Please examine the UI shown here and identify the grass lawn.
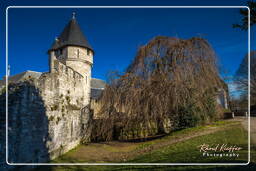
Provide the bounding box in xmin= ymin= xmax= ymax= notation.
xmin=34 ymin=119 xmax=255 ymax=171
xmin=130 ymin=126 xmax=248 ymax=163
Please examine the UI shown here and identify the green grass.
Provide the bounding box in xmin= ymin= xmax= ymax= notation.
xmin=34 ymin=120 xmax=254 ymax=171
xmin=130 ymin=126 xmax=248 ymax=163
xmin=134 ymin=120 xmax=240 ymax=151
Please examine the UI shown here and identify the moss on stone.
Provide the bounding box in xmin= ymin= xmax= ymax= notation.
xmin=51 ymin=104 xmax=59 ymax=111
xmin=49 ymin=115 xmax=54 ymax=121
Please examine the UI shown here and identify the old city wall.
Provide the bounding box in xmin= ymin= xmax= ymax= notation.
xmin=1 ymin=60 xmax=91 ymax=165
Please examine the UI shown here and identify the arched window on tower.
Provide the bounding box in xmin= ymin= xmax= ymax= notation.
xmin=87 ymin=49 xmax=90 ymax=56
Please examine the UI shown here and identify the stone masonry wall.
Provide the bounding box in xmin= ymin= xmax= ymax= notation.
xmin=0 ymin=60 xmax=92 ymax=166
xmin=38 ymin=60 xmax=91 ymax=160
xmin=65 ymin=46 xmax=92 ymax=105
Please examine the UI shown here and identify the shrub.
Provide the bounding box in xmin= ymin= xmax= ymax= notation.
xmin=176 ymin=104 xmax=201 ymax=129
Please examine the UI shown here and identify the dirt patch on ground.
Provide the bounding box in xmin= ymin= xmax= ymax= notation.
xmin=66 ymin=142 xmax=140 ymax=162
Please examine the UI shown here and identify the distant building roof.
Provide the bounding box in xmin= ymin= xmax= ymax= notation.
xmin=91 ymin=78 xmax=106 ymax=99
xmin=0 ymin=70 xmax=42 ymax=88
xmin=91 ymin=78 xmax=105 ymax=89
xmin=49 ymin=15 xmax=93 ymax=52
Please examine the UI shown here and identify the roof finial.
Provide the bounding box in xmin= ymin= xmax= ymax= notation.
xmin=72 ymin=12 xmax=76 ymax=19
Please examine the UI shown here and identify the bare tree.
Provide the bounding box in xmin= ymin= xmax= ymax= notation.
xmin=92 ymin=36 xmax=224 ymax=141
xmin=235 ymin=51 xmax=256 ymax=106
xmin=231 ymin=5 xmax=256 ymax=162
xmin=233 ymin=1 xmax=256 ymax=107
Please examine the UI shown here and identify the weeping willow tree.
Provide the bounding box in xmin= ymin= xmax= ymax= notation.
xmin=92 ymin=36 xmax=224 ymax=141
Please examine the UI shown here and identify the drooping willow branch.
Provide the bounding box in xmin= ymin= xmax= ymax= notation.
xmin=92 ymin=36 xmax=224 ymax=141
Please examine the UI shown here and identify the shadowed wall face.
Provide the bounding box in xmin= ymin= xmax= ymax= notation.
xmin=0 ymin=69 xmax=92 ymax=165
xmin=1 ymin=82 xmax=50 ymax=164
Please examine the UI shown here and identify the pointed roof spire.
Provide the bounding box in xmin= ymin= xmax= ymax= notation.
xmin=49 ymin=13 xmax=93 ymax=52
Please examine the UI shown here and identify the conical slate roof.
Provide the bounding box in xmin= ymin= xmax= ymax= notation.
xmin=49 ymin=17 xmax=93 ymax=52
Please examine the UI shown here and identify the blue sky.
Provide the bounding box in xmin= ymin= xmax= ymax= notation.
xmin=0 ymin=0 xmax=255 ymax=85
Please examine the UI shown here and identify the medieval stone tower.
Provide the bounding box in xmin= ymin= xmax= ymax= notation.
xmin=48 ymin=13 xmax=93 ymax=104
xmin=0 ymin=14 xmax=95 ymax=166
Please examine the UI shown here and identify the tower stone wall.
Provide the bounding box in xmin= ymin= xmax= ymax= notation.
xmin=49 ymin=45 xmax=93 ymax=106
